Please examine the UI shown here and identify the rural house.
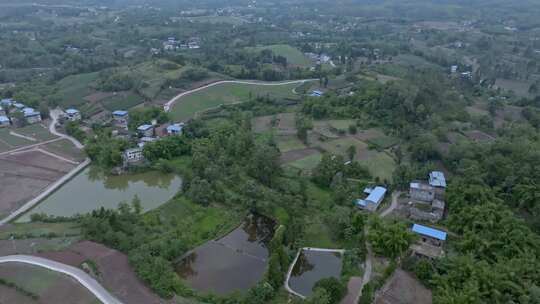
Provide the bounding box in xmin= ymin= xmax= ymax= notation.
xmin=23 ymin=108 xmax=42 ymax=124
xmin=137 ymin=124 xmax=154 ymax=137
xmin=310 ymin=90 xmax=323 ymax=97
xmin=0 ymin=98 xmax=13 ymax=108
xmin=65 ymin=108 xmax=82 ymax=121
xmin=410 ymin=224 xmax=447 ymax=259
xmin=0 ymin=115 xmax=10 ymax=127
xmin=429 ymin=171 xmax=447 ymax=188
xmin=123 ymin=147 xmax=144 ymax=167
xmin=0 ymin=106 xmax=5 ymax=116
xmin=167 ymin=123 xmax=184 ymax=135
xmin=112 ymin=110 xmax=129 ymax=130
xmin=410 ymin=181 xmax=435 ymax=202
xmin=356 ymin=186 xmax=387 ymax=212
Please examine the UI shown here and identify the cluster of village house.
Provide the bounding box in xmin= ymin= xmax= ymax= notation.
xmin=110 ymin=110 xmax=185 ymax=167
xmin=161 ymin=36 xmax=201 ymax=52
xmin=0 ymin=98 xmax=43 ymax=127
xmin=356 ymin=171 xmax=448 ymax=259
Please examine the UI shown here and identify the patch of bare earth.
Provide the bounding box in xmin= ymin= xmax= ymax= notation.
xmin=280 ymin=148 xmax=319 ymax=164
xmin=0 ymin=150 xmax=75 ymax=220
xmin=35 ymin=241 xmax=166 ymax=304
xmin=83 ymin=92 xmax=114 ymax=103
xmin=0 ymin=284 xmax=37 ymax=304
xmin=374 ymin=269 xmax=432 ymax=304
xmin=464 ymin=130 xmax=495 ymax=142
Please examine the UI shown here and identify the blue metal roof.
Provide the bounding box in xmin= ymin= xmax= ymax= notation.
xmin=412 ymin=224 xmax=447 ymax=241
xmin=167 ymin=124 xmax=182 ymax=132
xmin=355 ymin=199 xmax=367 ymax=207
xmin=112 ymin=110 xmax=128 ymax=116
xmin=0 ymin=116 xmax=9 ymax=122
xmin=13 ymin=103 xmax=25 ymax=109
xmin=66 ymin=108 xmax=79 ymax=114
xmin=429 ymin=171 xmax=447 ymax=188
xmin=366 ymin=186 xmax=387 ymax=204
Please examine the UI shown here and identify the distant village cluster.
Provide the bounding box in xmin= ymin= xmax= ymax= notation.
xmin=110 ymin=110 xmax=185 ymax=168
xmin=0 ymin=98 xmax=43 ymax=127
xmin=356 ymin=171 xmax=448 ymax=259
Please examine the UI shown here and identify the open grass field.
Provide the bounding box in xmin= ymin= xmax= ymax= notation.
xmin=153 ymin=197 xmax=241 ymax=248
xmin=53 ymin=72 xmax=100 ymax=108
xmin=100 ymin=91 xmax=144 ymax=111
xmin=12 ymin=124 xmax=57 ymax=141
xmin=276 ymin=135 xmax=307 ymax=153
xmin=0 ymin=262 xmax=100 ymax=304
xmin=284 ymin=152 xmax=322 ymax=172
xmin=318 ymin=137 xmax=369 ymax=160
xmin=0 ymin=128 xmax=34 ymax=148
xmin=374 ymin=269 xmax=432 ymax=304
xmin=170 ymin=82 xmax=299 ymax=121
xmin=325 ymin=119 xmax=356 ymax=130
xmin=358 ymin=151 xmax=396 ymax=182
xmin=0 ymin=222 xmax=80 ymax=240
xmin=367 ymin=134 xmax=399 ymax=149
xmin=41 ymin=139 xmax=86 ymax=162
xmin=246 ymin=44 xmax=312 ymax=67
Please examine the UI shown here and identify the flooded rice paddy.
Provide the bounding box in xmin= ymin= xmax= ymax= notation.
xmin=288 ymin=249 xmax=343 ymax=297
xmin=176 ymin=214 xmax=275 ymax=295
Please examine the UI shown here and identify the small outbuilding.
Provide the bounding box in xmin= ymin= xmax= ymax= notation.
xmin=167 ymin=123 xmax=184 ymax=135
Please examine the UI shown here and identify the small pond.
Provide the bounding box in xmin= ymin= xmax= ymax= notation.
xmin=18 ymin=166 xmax=182 ymax=222
xmin=176 ymin=214 xmax=275 ymax=295
xmin=288 ymin=249 xmax=343 ymax=297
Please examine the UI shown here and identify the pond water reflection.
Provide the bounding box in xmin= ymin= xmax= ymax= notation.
xmin=288 ymin=250 xmax=343 ymax=297
xmin=18 ymin=167 xmax=182 ymax=222
xmin=176 ymin=214 xmax=275 ymax=295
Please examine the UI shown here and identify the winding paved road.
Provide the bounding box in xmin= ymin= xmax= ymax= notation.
xmin=0 ymin=255 xmax=123 ymax=304
xmin=163 ymin=79 xmax=317 ymax=112
xmin=49 ymin=108 xmax=84 ymax=149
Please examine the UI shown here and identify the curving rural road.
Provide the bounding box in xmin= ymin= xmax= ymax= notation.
xmin=163 ymin=79 xmax=317 ymax=112
xmin=49 ymin=108 xmax=84 ymax=149
xmin=0 ymin=255 xmax=123 ymax=304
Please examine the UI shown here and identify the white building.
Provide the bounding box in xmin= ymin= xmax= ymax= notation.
xmin=65 ymin=108 xmax=82 ymax=121
xmin=0 ymin=115 xmax=10 ymax=127
xmin=137 ymin=124 xmax=154 ymax=137
xmin=123 ymin=147 xmax=144 ymax=165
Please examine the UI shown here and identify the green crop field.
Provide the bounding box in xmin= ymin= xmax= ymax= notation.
xmin=285 ymin=152 xmax=322 ymax=171
xmin=358 ymin=151 xmax=396 ymax=182
xmin=53 ymin=72 xmax=100 ymax=108
xmin=101 ymin=92 xmax=144 ymax=111
xmin=14 ymin=124 xmax=56 ymax=141
xmin=246 ymin=44 xmax=312 ymax=67
xmin=0 ymin=129 xmax=34 ymax=147
xmin=276 ymin=136 xmax=307 ymax=152
xmin=169 ymin=82 xmax=300 ymax=121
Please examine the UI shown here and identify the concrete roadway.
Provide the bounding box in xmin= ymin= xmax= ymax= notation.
xmin=0 ymin=255 xmax=122 ymax=304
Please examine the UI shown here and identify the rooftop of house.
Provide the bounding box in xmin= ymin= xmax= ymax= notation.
xmin=125 ymin=147 xmax=142 ymax=154
xmin=429 ymin=171 xmax=447 ymax=188
xmin=66 ymin=108 xmax=80 ymax=115
xmin=137 ymin=124 xmax=154 ymax=131
xmin=412 ymin=224 xmax=447 ymax=241
xmin=410 ymin=181 xmax=434 ymax=191
xmin=112 ymin=110 xmax=128 ymax=117
xmin=22 ymin=107 xmax=35 ymax=114
xmin=310 ymin=90 xmax=323 ymax=96
xmin=13 ymin=103 xmax=25 ymax=109
xmin=366 ymin=186 xmax=387 ymax=203
xmin=0 ymin=115 xmax=9 ymax=122
xmin=167 ymin=124 xmax=183 ymax=132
